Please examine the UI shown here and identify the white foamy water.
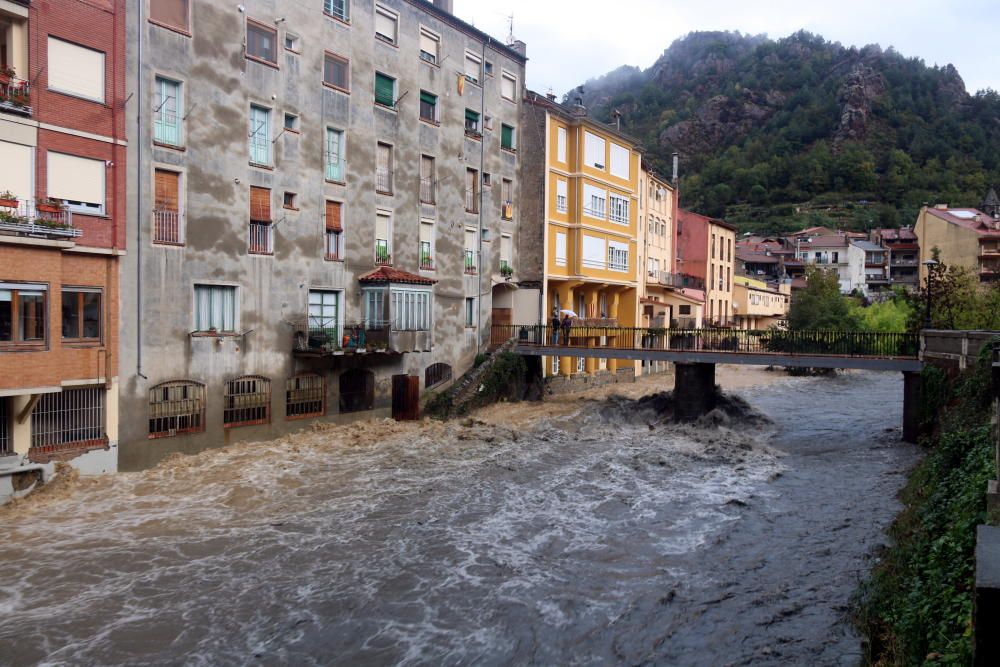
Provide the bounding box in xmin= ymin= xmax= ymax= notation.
xmin=0 ymin=395 xmax=782 ymax=666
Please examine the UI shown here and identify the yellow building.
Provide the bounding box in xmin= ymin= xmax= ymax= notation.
xmin=915 ymin=205 xmax=1000 ymax=284
xmin=707 ymin=219 xmax=737 ymax=326
xmin=521 ymin=93 xmax=642 ymax=378
xmin=732 ymin=276 xmax=790 ymax=329
xmin=637 ymin=164 xmax=676 ymax=328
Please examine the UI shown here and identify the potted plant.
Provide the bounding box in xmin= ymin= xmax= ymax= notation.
xmin=9 ymin=89 xmax=28 ymax=107
xmin=0 ymin=191 xmax=17 ymax=208
xmin=0 ymin=66 xmax=14 ymax=86
xmin=36 ymin=197 xmax=65 ymax=214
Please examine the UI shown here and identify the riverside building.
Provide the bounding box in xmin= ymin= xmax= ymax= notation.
xmin=0 ymin=0 xmax=126 ymax=495
xmin=676 ymin=209 xmax=736 ymax=327
xmin=120 ymin=0 xmax=526 ymax=469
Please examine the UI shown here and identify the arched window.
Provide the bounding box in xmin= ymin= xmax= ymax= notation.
xmin=224 ymin=375 xmax=271 ymax=428
xmin=339 ymin=369 xmax=374 ymax=413
xmin=149 ymin=380 xmax=206 ymax=438
xmin=286 ymin=374 xmax=325 ymax=419
xmin=424 ymin=363 xmax=452 ymax=389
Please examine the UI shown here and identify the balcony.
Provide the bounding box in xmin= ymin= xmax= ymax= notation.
xmin=657 ymin=272 xmax=705 ymax=290
xmin=248 ymin=220 xmax=273 ymax=255
xmin=891 ymin=257 xmax=918 ymax=266
xmin=324 ymin=230 xmax=340 ymax=260
xmin=419 ymin=241 xmax=433 ymax=270
xmin=375 ymin=239 xmax=392 ymax=266
xmin=0 ymin=74 xmax=31 ymax=116
xmin=465 ymin=188 xmax=479 ymax=214
xmin=500 ymin=260 xmax=512 ymax=278
xmin=376 ymin=168 xmax=393 ymax=195
xmin=293 ymin=319 xmax=392 ymax=356
xmin=464 ymin=249 xmax=477 ymax=275
xmin=420 ymin=177 xmax=435 ymax=204
xmin=153 ymin=210 xmax=183 ymax=245
xmin=0 ymin=198 xmax=81 ymax=240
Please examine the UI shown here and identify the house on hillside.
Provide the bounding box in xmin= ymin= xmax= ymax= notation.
xmin=915 ymin=205 xmax=1000 ymax=284
xmin=796 ymin=235 xmax=867 ymax=294
xmin=855 ymin=240 xmax=890 ymax=294
xmin=871 ymin=226 xmax=920 ymax=290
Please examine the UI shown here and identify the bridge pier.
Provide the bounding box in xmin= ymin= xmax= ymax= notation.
xmin=674 ymin=362 xmax=717 ymax=422
xmin=902 ymin=370 xmax=921 ymax=444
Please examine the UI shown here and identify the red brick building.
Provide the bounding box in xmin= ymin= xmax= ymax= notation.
xmin=0 ymin=0 xmax=125 ymax=486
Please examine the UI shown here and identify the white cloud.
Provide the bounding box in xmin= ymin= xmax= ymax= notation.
xmin=455 ymin=0 xmax=1000 ymax=95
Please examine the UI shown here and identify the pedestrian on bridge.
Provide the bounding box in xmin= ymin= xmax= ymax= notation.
xmin=550 ymin=309 xmax=561 ymax=345
xmin=561 ymin=313 xmax=573 ymax=345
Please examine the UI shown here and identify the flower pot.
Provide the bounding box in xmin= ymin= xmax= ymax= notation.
xmin=0 ymin=73 xmax=10 ymax=86
xmin=0 ymin=198 xmax=17 ymax=208
xmin=36 ymin=203 xmax=63 ymax=214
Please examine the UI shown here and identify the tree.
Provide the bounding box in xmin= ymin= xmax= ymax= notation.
xmin=904 ymin=257 xmax=1000 ymax=331
xmin=788 ymin=267 xmax=861 ymax=330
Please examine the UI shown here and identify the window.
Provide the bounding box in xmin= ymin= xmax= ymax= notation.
xmin=150 ymin=0 xmax=190 ymax=32
xmin=325 ymin=201 xmax=343 ymax=260
xmin=465 ymin=169 xmax=479 ymax=213
xmin=609 ymin=193 xmax=629 ymax=225
xmin=582 ymin=235 xmax=605 ymax=269
xmin=323 ymin=52 xmax=350 ymax=91
xmin=47 ymin=37 xmax=104 ymax=102
xmin=501 ymin=178 xmax=513 ymax=220
xmin=501 ymin=124 xmax=516 ymax=151
xmin=610 ymin=143 xmax=630 ymax=179
xmin=246 ymin=20 xmax=278 ymax=65
xmin=375 ymin=210 xmax=392 ymax=265
xmin=286 ymin=375 xmax=325 ymax=420
xmin=48 ymin=152 xmax=105 ymax=215
xmin=555 ymin=232 xmax=567 ymax=266
xmin=194 ymin=285 xmax=237 ymax=333
xmin=500 ymin=234 xmax=512 ymax=271
xmin=419 ymin=91 xmax=438 ymax=123
xmin=420 ymin=155 xmax=435 ymax=204
xmin=283 ymin=113 xmax=299 ymax=131
xmin=583 ymin=184 xmax=606 ymax=219
xmin=609 ymin=241 xmax=629 ymax=272
xmin=391 ymin=289 xmax=432 ymax=331
xmin=283 ymin=192 xmax=297 ymax=209
xmin=324 ymin=0 xmax=349 ymax=22
xmin=464 ymin=228 xmax=477 ymax=274
xmin=0 ymin=284 xmax=46 ymax=345
xmin=149 ymin=380 xmax=205 ymax=438
xmin=420 ymin=220 xmax=434 ymax=269
xmin=425 ymin=363 xmax=452 ymax=389
xmin=584 ymin=131 xmax=606 ymax=169
xmin=249 ymin=186 xmax=273 ymax=255
xmin=374 ymin=72 xmax=396 ymax=108
xmin=464 ymin=109 xmax=481 ymax=135
xmin=249 ymin=105 xmax=271 ymax=166
xmin=284 ymin=33 xmax=300 ymax=52
xmin=484 ymin=61 xmax=494 ymax=77
xmin=557 ymin=127 xmax=567 ymax=163
xmin=325 ymin=128 xmax=344 ymax=182
xmin=483 ymin=172 xmax=492 ymax=187
xmin=61 ymin=289 xmax=101 ymax=341
xmin=556 ymin=179 xmax=568 ymax=213
xmin=465 ymin=297 xmax=475 ymax=327
xmin=501 ymin=71 xmax=517 ymax=101
xmin=374 ymin=5 xmax=398 ymax=45
xmin=308 ymin=290 xmax=340 ymax=339
xmin=363 ymin=289 xmax=385 ymax=327
xmin=0 ymin=141 xmax=32 ymax=203
xmin=31 ymin=387 xmax=106 ymax=451
xmin=464 ymin=51 xmax=482 ymax=84
xmin=153 ymin=77 xmax=182 ymax=145
xmin=376 ymin=142 xmax=393 ymax=194
xmin=223 ymin=376 xmax=271 ymax=428
xmin=419 ymin=27 xmax=440 ymax=64
xmin=552 ymin=356 xmax=560 ymax=375
xmin=153 ymin=168 xmax=183 ymax=245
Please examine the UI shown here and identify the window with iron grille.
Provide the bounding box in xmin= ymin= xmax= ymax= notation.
xmin=246 ymin=19 xmax=277 ymax=65
xmin=376 ymin=142 xmax=393 ymax=194
xmin=465 ymin=168 xmax=479 ymax=213
xmin=325 ymin=201 xmax=343 ymax=260
xmin=154 ymin=168 xmax=183 ymax=244
xmin=61 ymin=289 xmax=101 ymax=342
xmin=286 ymin=374 xmax=325 ymax=419
xmin=0 ymin=397 xmax=10 ymax=454
xmin=249 ymin=186 xmax=273 ymax=255
xmin=324 ymin=0 xmax=349 ymax=22
xmin=223 ymin=375 xmax=271 ymax=428
xmin=420 ymin=155 xmax=435 ymax=203
xmin=149 ymin=380 xmax=205 ymax=438
xmin=424 ymin=363 xmax=452 ymax=389
xmin=323 ymin=52 xmax=349 ymax=91
xmin=153 ymin=76 xmax=182 ymax=145
xmin=31 ymin=387 xmax=107 ymax=451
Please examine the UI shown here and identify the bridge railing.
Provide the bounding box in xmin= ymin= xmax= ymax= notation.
xmin=494 ymin=324 xmax=919 ymax=359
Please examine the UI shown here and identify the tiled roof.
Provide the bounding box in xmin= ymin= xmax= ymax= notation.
xmin=736 ymin=251 xmax=780 ymax=264
xmin=925 ymin=207 xmax=1000 ymax=237
xmin=800 ymin=235 xmax=851 ymax=248
xmin=358 ymin=267 xmax=438 ymax=285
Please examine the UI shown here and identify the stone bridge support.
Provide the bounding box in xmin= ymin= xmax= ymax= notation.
xmin=902 ymin=370 xmax=921 ymax=444
xmin=674 ymin=362 xmax=716 ymax=422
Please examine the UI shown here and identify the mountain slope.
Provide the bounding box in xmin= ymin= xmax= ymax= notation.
xmin=571 ymin=31 xmax=1000 ymax=234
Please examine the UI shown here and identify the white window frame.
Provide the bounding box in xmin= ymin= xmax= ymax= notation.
xmin=556 ymin=179 xmax=567 ymax=214
xmin=555 ymin=232 xmax=567 ymax=267
xmin=464 ymin=51 xmax=482 ymax=84
xmin=609 ymin=241 xmax=629 ymax=272
xmin=308 ymin=289 xmax=342 ymax=339
xmin=193 ymin=284 xmax=239 ymax=333
xmin=582 ymin=235 xmax=605 ymax=269
xmin=326 ymin=127 xmax=345 ymax=182
xmin=374 ymin=4 xmax=398 ymax=45
xmin=583 ymin=184 xmax=606 ymax=220
xmin=609 ymin=193 xmax=630 ymax=225
xmin=249 ymin=104 xmax=272 ymax=167
xmin=610 ymin=142 xmax=631 ymax=180
xmin=153 ymin=76 xmax=183 ymax=146
xmin=47 ymin=152 xmax=106 ymax=216
xmin=584 ymin=131 xmax=606 ymax=170
xmin=324 ymin=0 xmax=350 ymax=22
xmin=390 ymin=287 xmax=433 ymax=332
xmin=557 ymin=127 xmax=567 ymax=163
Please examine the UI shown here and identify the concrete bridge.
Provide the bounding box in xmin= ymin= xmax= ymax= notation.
xmin=492 ymin=325 xmax=923 ymax=440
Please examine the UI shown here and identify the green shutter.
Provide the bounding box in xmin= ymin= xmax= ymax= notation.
xmin=420 ymin=91 xmax=436 ymax=105
xmin=465 ymin=109 xmax=479 ymax=123
xmin=375 ymin=73 xmax=395 ymax=107
xmin=501 ymin=124 xmax=514 ymax=149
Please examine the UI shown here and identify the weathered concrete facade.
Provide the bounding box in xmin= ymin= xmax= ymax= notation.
xmin=121 ymin=0 xmax=526 ymax=469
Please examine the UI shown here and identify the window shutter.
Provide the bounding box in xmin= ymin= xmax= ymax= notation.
xmin=325 ymin=54 xmax=348 ymax=89
xmin=48 ymin=152 xmax=104 ymax=207
xmin=501 ymin=73 xmax=516 ymax=99
xmin=375 ymin=212 xmax=389 ymax=239
xmin=150 ymin=0 xmax=189 ymax=30
xmin=0 ymin=141 xmax=33 ymax=202
xmin=154 ymin=170 xmax=179 ymax=212
xmin=374 ymin=73 xmax=394 ymax=107
xmin=464 ymin=54 xmax=480 ymax=81
xmin=325 ymin=201 xmax=342 ymax=231
xmin=501 ymin=125 xmax=514 ymax=149
xmin=465 ymin=109 xmax=479 ymax=123
xmin=250 ymin=187 xmax=271 ymax=221
xmin=419 ymin=31 xmax=437 ymax=59
xmin=375 ymin=9 xmax=396 ymax=41
xmin=420 ymin=91 xmax=436 ymax=106
xmin=48 ymin=37 xmax=105 ymax=102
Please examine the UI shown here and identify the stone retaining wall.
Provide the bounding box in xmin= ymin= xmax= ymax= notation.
xmin=545 ymin=368 xmax=637 ymax=396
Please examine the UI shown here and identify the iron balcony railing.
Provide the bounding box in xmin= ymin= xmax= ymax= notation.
xmin=376 ymin=167 xmax=393 ymax=194
xmin=464 ymin=249 xmax=477 ymax=275
xmin=420 ymin=241 xmax=433 ymax=270
xmin=153 ymin=209 xmax=182 ymax=245
xmin=248 ymin=220 xmax=273 ymax=255
xmin=657 ymin=272 xmax=705 ymax=290
xmin=293 ymin=317 xmax=390 ymax=354
xmin=325 ymin=229 xmax=340 ymax=260
xmin=0 ymin=76 xmax=31 ymax=115
xmin=420 ymin=177 xmax=435 ymax=204
xmin=375 ymin=239 xmax=391 ymax=266
xmin=0 ymin=198 xmax=80 ymax=238
xmin=491 ymin=324 xmax=920 ymax=359
xmin=465 ymin=188 xmax=479 ymax=213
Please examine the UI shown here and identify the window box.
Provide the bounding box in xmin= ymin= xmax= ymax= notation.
xmin=0 ymin=193 xmax=18 ymax=208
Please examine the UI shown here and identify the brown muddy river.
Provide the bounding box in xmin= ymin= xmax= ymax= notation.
xmin=0 ymin=370 xmax=919 ymax=666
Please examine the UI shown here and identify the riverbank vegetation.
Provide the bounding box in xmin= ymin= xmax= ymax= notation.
xmin=855 ymin=344 xmax=997 ymax=665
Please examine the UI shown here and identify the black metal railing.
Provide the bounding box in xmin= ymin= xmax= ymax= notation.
xmin=490 ymin=325 xmax=920 ymax=359
xmin=292 ymin=318 xmax=390 ymax=354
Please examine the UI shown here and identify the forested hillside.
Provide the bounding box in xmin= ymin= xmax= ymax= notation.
xmin=572 ymin=31 xmax=1000 ymax=234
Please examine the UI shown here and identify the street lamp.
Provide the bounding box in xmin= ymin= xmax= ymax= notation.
xmin=922 ymin=259 xmax=939 ymax=329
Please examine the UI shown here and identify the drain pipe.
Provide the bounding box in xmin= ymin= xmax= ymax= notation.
xmin=475 ymin=39 xmax=488 ymax=355
xmin=135 ymin=0 xmax=146 ymax=380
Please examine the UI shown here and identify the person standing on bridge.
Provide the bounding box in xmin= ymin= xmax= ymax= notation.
xmin=561 ymin=313 xmax=573 ymax=345
xmin=550 ymin=309 xmax=561 ymax=345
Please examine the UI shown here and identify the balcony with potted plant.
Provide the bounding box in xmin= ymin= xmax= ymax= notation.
xmin=0 ymin=66 xmax=31 ymax=116
xmin=0 ymin=196 xmax=80 ymax=240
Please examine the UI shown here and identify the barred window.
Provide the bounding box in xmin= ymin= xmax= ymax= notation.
xmin=149 ymin=380 xmax=205 ymax=438
xmin=424 ymin=363 xmax=452 ymax=390
xmin=31 ymin=387 xmax=107 ymax=451
xmin=224 ymin=375 xmax=271 ymax=428
xmin=286 ymin=374 xmax=325 ymax=419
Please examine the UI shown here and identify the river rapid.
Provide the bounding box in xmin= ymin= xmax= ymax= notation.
xmin=0 ymin=370 xmax=919 ymax=666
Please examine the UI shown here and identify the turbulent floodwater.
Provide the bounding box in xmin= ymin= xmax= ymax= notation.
xmin=0 ymin=370 xmax=919 ymax=666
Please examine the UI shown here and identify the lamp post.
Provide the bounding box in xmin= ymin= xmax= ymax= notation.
xmin=922 ymin=258 xmax=939 ymax=329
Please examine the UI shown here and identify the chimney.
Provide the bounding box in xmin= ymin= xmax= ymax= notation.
xmin=510 ymin=40 xmax=527 ymax=57
xmin=432 ymin=0 xmax=453 ymax=13
xmin=672 ymin=152 xmax=679 ymax=185
xmin=934 ymin=203 xmax=949 ymax=210
xmin=545 ymin=89 xmax=556 ymax=102
xmin=571 ymin=98 xmax=586 ymax=117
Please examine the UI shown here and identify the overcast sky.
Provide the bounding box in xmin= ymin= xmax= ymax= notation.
xmin=456 ymin=0 xmax=1000 ymax=97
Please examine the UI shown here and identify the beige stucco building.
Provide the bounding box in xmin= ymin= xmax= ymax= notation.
xmin=732 ymin=276 xmax=790 ymax=330
xmin=915 ymin=205 xmax=1000 ymax=284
